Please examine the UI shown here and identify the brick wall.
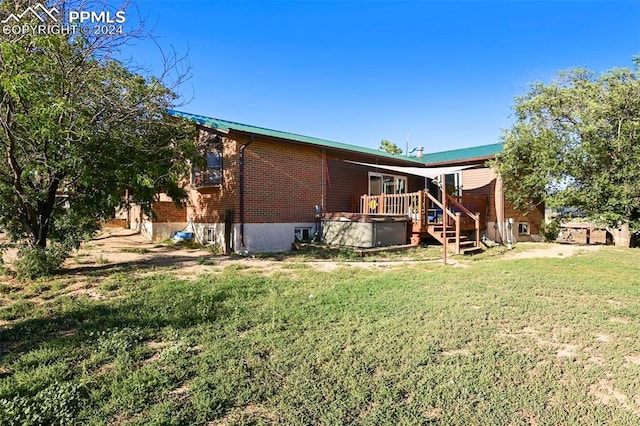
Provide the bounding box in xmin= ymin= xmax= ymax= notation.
xmin=152 ymin=201 xmax=187 ymax=222
xmin=326 ymin=158 xmax=369 ymax=212
xmin=149 ymin=127 xmax=240 ymax=225
xmin=243 ymin=138 xmax=325 ymax=223
xmin=187 ymin=127 xmax=240 ymax=223
xmin=326 ymin=156 xmax=424 ymax=213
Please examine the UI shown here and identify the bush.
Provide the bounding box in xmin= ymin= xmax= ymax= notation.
xmin=539 ymin=220 xmax=561 ymax=242
xmin=13 ymin=245 xmax=69 ymax=280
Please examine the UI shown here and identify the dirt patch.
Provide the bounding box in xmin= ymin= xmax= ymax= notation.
xmin=146 ymin=341 xmax=171 ymax=350
xmin=588 ymin=356 xmax=607 ymax=366
xmin=624 ymin=355 xmax=640 ymax=365
xmin=556 ymin=344 xmax=579 ymax=358
xmin=169 ymin=384 xmax=191 ymax=401
xmin=64 ymin=229 xmax=217 ymax=274
xmin=210 ymin=403 xmax=278 ymax=425
xmin=589 ymin=379 xmax=640 ymax=416
xmin=504 ymin=243 xmax=601 ymax=260
xmin=442 ymin=348 xmax=471 ymax=357
xmin=517 ymin=409 xmax=538 ymax=426
xmin=24 ymin=229 xmax=440 ymax=279
xmin=610 ymin=317 xmax=632 ymax=324
xmin=424 ymin=408 xmax=442 ymax=420
xmin=595 ymin=334 xmax=613 ymax=343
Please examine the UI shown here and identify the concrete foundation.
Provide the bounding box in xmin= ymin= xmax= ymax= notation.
xmin=485 ymin=221 xmax=540 ymax=244
xmin=188 ymin=222 xmax=227 ymax=248
xmin=139 ymin=221 xmax=318 ymax=254
xmin=141 ymin=222 xmax=186 ymax=241
xmin=240 ymin=223 xmax=317 ymax=253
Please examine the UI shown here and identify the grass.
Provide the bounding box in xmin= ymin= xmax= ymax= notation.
xmin=1 ymin=247 xmax=640 ymax=424
xmin=119 ymin=247 xmax=151 ymax=254
xmin=256 ymin=244 xmax=444 ymax=262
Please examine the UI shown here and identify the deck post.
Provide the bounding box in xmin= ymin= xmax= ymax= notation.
xmin=455 ymin=212 xmax=461 ymax=255
xmin=419 ymin=191 xmax=424 ymax=231
xmin=475 ymin=212 xmax=481 ymax=247
xmin=442 ymin=175 xmax=447 ymax=265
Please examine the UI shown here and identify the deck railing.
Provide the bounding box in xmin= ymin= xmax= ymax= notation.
xmin=358 ymin=192 xmax=423 ymax=219
xmin=446 ymin=194 xmax=481 ymax=248
xmin=356 ymin=190 xmax=484 ymax=252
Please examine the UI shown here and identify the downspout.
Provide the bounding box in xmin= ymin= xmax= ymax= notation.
xmin=321 ymin=150 xmax=325 ymax=210
xmin=495 ymin=173 xmax=505 ymax=243
xmin=239 ymin=134 xmax=255 ymax=250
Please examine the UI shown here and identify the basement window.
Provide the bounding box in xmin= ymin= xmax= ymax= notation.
xmin=205 ymin=228 xmax=216 ymax=244
xmin=295 ymin=227 xmax=313 ymax=242
xmin=518 ymin=222 xmax=530 ymax=235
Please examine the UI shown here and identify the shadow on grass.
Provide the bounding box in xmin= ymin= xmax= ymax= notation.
xmin=0 ymin=281 xmax=232 ymax=359
xmin=253 ymin=245 xmax=364 ymax=261
xmin=91 ymin=229 xmax=143 ymax=241
xmin=255 ymin=244 xmax=445 ymax=262
xmin=63 ymin=254 xmax=212 ymax=276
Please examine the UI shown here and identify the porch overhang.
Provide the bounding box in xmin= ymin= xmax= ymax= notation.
xmin=344 ymin=161 xmax=473 ymax=179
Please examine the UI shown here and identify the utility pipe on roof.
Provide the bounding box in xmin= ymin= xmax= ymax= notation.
xmin=239 ymin=135 xmax=255 ymax=251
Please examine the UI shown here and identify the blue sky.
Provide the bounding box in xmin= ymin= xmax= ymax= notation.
xmin=124 ymin=1 xmax=639 ymax=153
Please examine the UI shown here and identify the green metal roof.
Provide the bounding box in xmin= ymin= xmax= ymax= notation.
xmin=169 ymin=110 xmax=502 ymax=165
xmin=419 ymin=142 xmax=503 ymax=165
xmin=169 ymin=110 xmax=424 ymax=165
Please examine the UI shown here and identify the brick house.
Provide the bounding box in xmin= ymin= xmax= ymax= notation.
xmin=128 ymin=111 xmax=542 ymax=253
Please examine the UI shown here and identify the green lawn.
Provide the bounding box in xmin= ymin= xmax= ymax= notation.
xmin=1 ymin=247 xmax=640 ymax=424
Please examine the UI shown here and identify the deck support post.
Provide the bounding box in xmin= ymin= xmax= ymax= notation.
xmin=418 ymin=191 xmax=424 ymax=231
xmin=475 ymin=212 xmax=481 ymax=247
xmin=455 ymin=212 xmax=461 ymax=255
xmin=442 ymin=174 xmax=447 ymax=265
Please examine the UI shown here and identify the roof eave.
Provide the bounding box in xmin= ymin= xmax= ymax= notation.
xmin=228 ymin=128 xmax=425 ymax=166
xmin=422 ymin=155 xmax=496 ymax=168
xmin=195 ymin=122 xmax=229 ymax=135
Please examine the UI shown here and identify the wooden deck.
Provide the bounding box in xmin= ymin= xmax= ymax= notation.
xmin=355 ymin=191 xmax=487 ymax=254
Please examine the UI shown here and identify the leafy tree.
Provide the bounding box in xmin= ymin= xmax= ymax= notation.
xmin=379 ymin=139 xmax=402 ymax=155
xmin=492 ymin=62 xmax=640 ymax=247
xmin=0 ymin=0 xmax=196 ymax=275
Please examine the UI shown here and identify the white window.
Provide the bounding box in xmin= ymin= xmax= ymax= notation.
xmin=518 ymin=222 xmax=530 ymax=235
xmin=368 ymin=173 xmax=407 ymax=195
xmin=205 ymin=228 xmax=216 ymax=244
xmin=435 ymin=172 xmax=461 ymax=197
xmin=193 ymin=136 xmax=223 ymax=187
xmin=295 ymin=227 xmax=313 ymax=242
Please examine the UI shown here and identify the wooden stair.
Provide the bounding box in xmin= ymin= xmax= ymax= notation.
xmin=426 ymin=225 xmax=483 ymax=255
xmin=356 ymin=190 xmax=485 ymax=256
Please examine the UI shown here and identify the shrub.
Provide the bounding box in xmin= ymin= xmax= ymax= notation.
xmin=13 ymin=245 xmax=68 ymax=280
xmin=539 ymin=220 xmax=561 ymax=242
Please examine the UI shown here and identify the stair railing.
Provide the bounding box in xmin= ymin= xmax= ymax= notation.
xmin=446 ymin=194 xmax=481 ymax=248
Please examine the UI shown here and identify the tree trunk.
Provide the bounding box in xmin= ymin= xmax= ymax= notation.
xmin=610 ymin=222 xmax=631 ymax=247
